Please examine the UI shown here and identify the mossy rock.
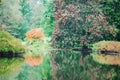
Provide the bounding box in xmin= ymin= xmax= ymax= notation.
xmin=0 ymin=31 xmax=25 ymax=54
xmin=92 ymin=41 xmax=120 ymax=65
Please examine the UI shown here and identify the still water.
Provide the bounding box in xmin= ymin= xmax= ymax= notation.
xmin=0 ymin=50 xmax=120 ymax=80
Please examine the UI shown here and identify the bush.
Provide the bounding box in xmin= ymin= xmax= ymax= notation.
xmin=93 ymin=41 xmax=120 ymax=53
xmin=26 ymin=28 xmax=45 ymax=41
xmin=25 ymin=29 xmax=46 ymax=55
xmin=0 ymin=31 xmax=25 ymax=53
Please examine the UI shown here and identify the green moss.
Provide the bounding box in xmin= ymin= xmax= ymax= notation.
xmin=0 ymin=31 xmax=25 ymax=53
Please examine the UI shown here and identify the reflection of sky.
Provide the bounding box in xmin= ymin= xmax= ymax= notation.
xmin=37 ymin=1 xmax=40 ymax=4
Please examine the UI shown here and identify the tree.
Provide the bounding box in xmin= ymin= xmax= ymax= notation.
xmin=19 ymin=0 xmax=32 ymax=24
xmin=18 ymin=0 xmax=32 ymax=40
xmin=40 ymin=0 xmax=55 ymax=37
xmin=0 ymin=0 xmax=23 ymax=37
xmin=52 ymin=0 xmax=115 ymax=49
xmin=101 ymin=0 xmax=120 ymax=41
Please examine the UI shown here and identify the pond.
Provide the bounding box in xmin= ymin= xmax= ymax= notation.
xmin=0 ymin=53 xmax=51 ymax=80
xmin=0 ymin=49 xmax=120 ymax=80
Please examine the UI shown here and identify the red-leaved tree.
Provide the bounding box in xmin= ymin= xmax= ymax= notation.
xmin=52 ymin=0 xmax=116 ymax=49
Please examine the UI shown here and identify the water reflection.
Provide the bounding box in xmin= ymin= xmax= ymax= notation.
xmin=16 ymin=54 xmax=52 ymax=80
xmin=0 ymin=58 xmax=24 ymax=80
xmin=25 ymin=54 xmax=44 ymax=66
xmin=0 ymin=50 xmax=120 ymax=80
xmin=52 ymin=50 xmax=120 ymax=80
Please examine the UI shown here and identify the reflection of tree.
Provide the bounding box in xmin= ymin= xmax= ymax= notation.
xmin=16 ymin=54 xmax=52 ymax=80
xmin=52 ymin=50 xmax=120 ymax=80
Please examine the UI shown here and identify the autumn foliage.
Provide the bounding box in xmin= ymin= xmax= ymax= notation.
xmin=25 ymin=54 xmax=43 ymax=66
xmin=26 ymin=28 xmax=45 ymax=41
xmin=52 ymin=0 xmax=116 ymax=49
xmin=93 ymin=41 xmax=120 ymax=53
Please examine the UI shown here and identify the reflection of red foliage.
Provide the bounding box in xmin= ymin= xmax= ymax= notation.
xmin=25 ymin=55 xmax=43 ymax=66
xmin=26 ymin=29 xmax=45 ymax=41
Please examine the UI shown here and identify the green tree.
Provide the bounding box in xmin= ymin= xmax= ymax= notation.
xmin=41 ymin=0 xmax=55 ymax=37
xmin=19 ymin=0 xmax=32 ymax=24
xmin=0 ymin=0 xmax=22 ymax=36
xmin=18 ymin=0 xmax=32 ymax=40
xmin=101 ymin=0 xmax=120 ymax=41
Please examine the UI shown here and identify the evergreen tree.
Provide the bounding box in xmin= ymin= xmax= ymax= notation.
xmin=18 ymin=0 xmax=32 ymax=40
xmin=101 ymin=0 xmax=120 ymax=41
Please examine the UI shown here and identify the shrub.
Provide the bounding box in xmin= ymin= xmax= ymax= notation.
xmin=0 ymin=31 xmax=25 ymax=53
xmin=26 ymin=28 xmax=45 ymax=41
xmin=93 ymin=41 xmax=120 ymax=53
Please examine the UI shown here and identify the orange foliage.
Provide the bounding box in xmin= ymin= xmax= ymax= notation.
xmin=94 ymin=41 xmax=120 ymax=53
xmin=25 ymin=55 xmax=43 ymax=66
xmin=26 ymin=29 xmax=45 ymax=41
